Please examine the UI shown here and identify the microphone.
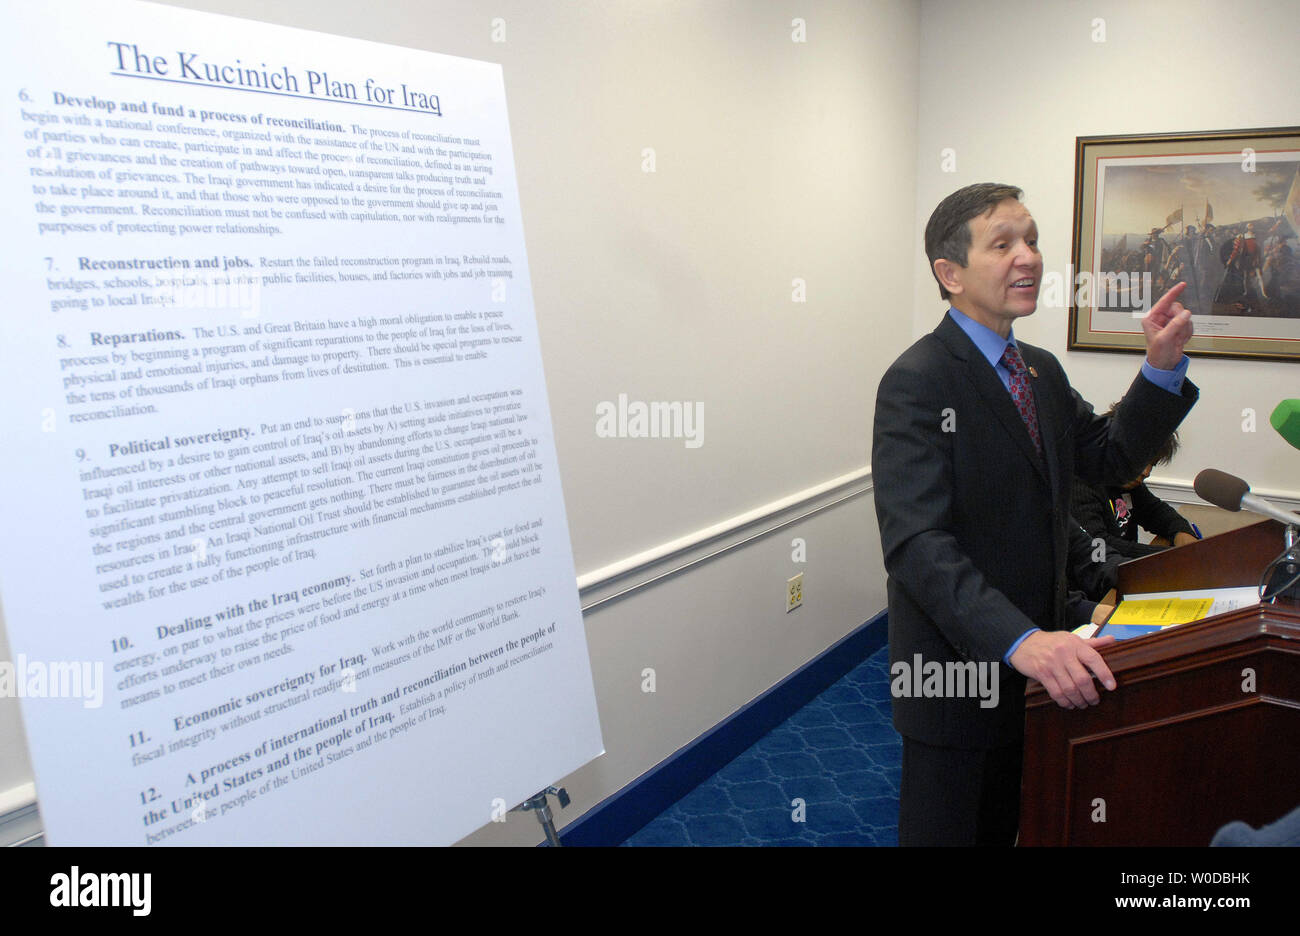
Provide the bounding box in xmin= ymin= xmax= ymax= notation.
xmin=1194 ymin=468 xmax=1300 ymax=528
xmin=1271 ymin=400 xmax=1300 ymax=450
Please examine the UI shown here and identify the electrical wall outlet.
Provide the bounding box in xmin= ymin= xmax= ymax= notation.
xmin=787 ymin=572 xmax=803 ymax=612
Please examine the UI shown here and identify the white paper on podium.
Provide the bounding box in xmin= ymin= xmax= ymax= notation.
xmin=0 ymin=0 xmax=602 ymax=845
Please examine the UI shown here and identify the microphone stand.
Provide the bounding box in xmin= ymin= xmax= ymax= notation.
xmin=1193 ymin=470 xmax=1300 ymax=602
xmin=1260 ymin=524 xmax=1300 ymax=603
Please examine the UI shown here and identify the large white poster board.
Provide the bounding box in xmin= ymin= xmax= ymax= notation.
xmin=0 ymin=0 xmax=603 ymax=845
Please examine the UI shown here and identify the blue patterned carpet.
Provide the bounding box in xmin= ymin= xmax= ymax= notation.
xmin=623 ymin=644 xmax=899 ymax=846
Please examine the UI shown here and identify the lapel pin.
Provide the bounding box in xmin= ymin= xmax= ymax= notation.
xmin=1028 ymin=366 xmax=1038 ymax=378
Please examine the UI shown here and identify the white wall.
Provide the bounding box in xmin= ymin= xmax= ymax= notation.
xmin=912 ymin=0 xmax=1300 ymax=498
xmin=0 ymin=0 xmax=916 ymax=844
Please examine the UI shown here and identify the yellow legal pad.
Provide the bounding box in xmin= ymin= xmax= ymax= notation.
xmin=1106 ymin=597 xmax=1215 ymax=627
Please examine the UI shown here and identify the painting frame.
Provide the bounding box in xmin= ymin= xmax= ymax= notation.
xmin=1068 ymin=126 xmax=1300 ymax=362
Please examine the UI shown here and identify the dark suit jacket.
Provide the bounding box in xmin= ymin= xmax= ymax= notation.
xmin=872 ymin=314 xmax=1197 ymax=749
xmin=1065 ymin=519 xmax=1121 ymax=603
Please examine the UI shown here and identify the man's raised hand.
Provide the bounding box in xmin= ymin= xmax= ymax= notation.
xmin=1142 ymin=281 xmax=1194 ymax=370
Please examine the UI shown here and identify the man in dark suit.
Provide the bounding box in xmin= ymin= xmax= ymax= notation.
xmin=872 ymin=183 xmax=1197 ymax=846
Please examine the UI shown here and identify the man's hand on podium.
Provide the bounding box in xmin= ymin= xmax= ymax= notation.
xmin=1010 ymin=631 xmax=1117 ymax=709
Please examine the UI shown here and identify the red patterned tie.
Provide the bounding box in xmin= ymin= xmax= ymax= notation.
xmin=1001 ymin=344 xmax=1042 ymax=456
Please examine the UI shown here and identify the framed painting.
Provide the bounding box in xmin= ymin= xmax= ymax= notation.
xmin=1069 ymin=127 xmax=1300 ymax=361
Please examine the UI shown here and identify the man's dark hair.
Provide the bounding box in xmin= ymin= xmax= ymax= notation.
xmin=924 ymin=183 xmax=1024 ymax=300
xmin=1107 ymin=402 xmax=1181 ymax=467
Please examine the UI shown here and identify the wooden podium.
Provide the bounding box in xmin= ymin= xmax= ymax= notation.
xmin=1019 ymin=518 xmax=1300 ymax=846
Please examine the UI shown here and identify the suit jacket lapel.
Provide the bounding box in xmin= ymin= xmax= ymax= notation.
xmin=934 ymin=316 xmax=1049 ymax=485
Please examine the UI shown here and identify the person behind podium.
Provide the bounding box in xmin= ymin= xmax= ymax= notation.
xmin=872 ymin=182 xmax=1198 ymax=846
xmin=1071 ymin=418 xmax=1197 ymax=561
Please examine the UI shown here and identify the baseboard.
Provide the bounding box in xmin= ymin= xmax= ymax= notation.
xmin=555 ymin=610 xmax=889 ymax=847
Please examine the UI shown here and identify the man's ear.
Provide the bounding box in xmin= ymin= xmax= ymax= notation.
xmin=933 ymin=258 xmax=964 ymax=297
